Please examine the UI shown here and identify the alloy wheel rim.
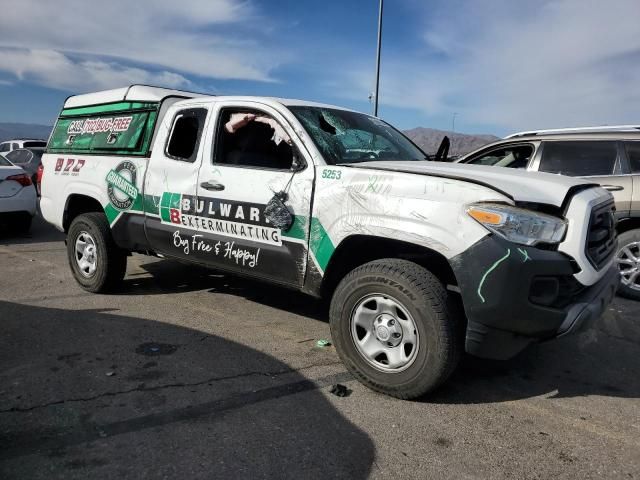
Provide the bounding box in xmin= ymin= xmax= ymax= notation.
xmin=616 ymin=241 xmax=640 ymax=291
xmin=75 ymin=231 xmax=98 ymax=278
xmin=350 ymin=293 xmax=420 ymax=373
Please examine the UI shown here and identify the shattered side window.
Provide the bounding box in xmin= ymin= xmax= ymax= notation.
xmin=290 ymin=106 xmax=425 ymax=165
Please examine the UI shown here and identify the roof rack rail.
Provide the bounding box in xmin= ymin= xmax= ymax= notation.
xmin=505 ymin=125 xmax=640 ymax=139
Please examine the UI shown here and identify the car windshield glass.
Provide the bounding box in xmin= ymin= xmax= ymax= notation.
xmin=0 ymin=155 xmax=11 ymax=167
xmin=290 ymin=106 xmax=426 ymax=164
xmin=6 ymin=149 xmax=33 ymax=164
xmin=466 ymin=145 xmax=533 ymax=169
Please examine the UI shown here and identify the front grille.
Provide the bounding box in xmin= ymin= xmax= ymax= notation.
xmin=585 ymin=200 xmax=617 ymax=270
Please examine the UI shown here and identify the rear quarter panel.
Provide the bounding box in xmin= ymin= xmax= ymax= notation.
xmin=40 ymin=153 xmax=149 ymax=231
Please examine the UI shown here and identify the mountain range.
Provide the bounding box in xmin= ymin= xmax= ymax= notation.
xmin=0 ymin=122 xmax=498 ymax=156
xmin=0 ymin=123 xmax=53 ymax=144
xmin=403 ymin=127 xmax=499 ymax=157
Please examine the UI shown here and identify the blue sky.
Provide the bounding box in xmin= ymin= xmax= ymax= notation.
xmin=0 ymin=0 xmax=639 ymax=136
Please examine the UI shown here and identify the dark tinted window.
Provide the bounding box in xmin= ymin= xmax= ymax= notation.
xmin=23 ymin=141 xmax=47 ymax=148
xmin=539 ymin=141 xmax=617 ymax=176
xmin=0 ymin=155 xmax=11 ymax=166
xmin=467 ymin=144 xmax=533 ymax=168
xmin=625 ymin=142 xmax=640 ymax=173
xmin=214 ymin=109 xmax=294 ymax=170
xmin=0 ymin=143 xmax=9 ymax=152
xmin=6 ymin=149 xmax=33 ymax=165
xmin=166 ymin=108 xmax=207 ymax=162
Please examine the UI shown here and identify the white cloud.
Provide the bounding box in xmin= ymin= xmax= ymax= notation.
xmin=349 ymin=0 xmax=640 ymax=131
xmin=0 ymin=49 xmax=191 ymax=92
xmin=0 ymin=0 xmax=286 ymax=92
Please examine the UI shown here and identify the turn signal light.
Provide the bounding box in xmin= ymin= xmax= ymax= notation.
xmin=467 ymin=207 xmax=503 ymax=225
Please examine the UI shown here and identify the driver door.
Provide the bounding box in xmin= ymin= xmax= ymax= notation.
xmin=194 ymin=101 xmax=315 ymax=287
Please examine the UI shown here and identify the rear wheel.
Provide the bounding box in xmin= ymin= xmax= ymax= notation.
xmin=67 ymin=212 xmax=127 ymax=293
xmin=616 ymin=229 xmax=640 ymax=300
xmin=329 ymin=259 xmax=462 ymax=399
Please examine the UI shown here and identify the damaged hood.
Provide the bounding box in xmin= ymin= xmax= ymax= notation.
xmin=348 ymin=161 xmax=598 ymax=207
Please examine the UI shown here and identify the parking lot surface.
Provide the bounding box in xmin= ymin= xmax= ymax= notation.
xmin=1 ymin=217 xmax=639 ymax=479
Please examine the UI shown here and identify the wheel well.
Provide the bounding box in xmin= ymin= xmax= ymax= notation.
xmin=617 ymin=217 xmax=640 ymax=236
xmin=63 ymin=194 xmax=104 ymax=232
xmin=321 ymin=235 xmax=457 ymax=298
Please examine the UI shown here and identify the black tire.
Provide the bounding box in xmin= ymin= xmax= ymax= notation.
xmin=329 ymin=259 xmax=462 ymax=399
xmin=67 ymin=212 xmax=127 ymax=293
xmin=616 ymin=229 xmax=640 ymax=301
xmin=14 ymin=214 xmax=32 ymax=233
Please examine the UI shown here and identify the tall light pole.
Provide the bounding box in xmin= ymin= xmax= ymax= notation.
xmin=373 ymin=0 xmax=383 ymax=117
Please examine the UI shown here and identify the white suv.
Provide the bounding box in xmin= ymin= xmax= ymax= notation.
xmin=457 ymin=126 xmax=640 ymax=300
xmin=0 ymin=139 xmax=47 ymax=153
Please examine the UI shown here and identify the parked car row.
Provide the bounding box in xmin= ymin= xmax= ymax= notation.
xmin=0 ymin=152 xmax=37 ymax=233
xmin=0 ymin=138 xmax=46 ymax=234
xmin=0 ymin=138 xmax=46 ymax=153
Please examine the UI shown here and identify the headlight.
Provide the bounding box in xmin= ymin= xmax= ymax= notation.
xmin=467 ymin=203 xmax=567 ymax=246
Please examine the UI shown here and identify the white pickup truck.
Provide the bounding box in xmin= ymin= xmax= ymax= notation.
xmin=41 ymin=85 xmax=619 ymax=399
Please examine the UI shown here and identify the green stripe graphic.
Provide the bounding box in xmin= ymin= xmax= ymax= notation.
xmin=104 ymin=203 xmax=121 ymax=224
xmin=106 ymin=190 xmax=337 ymax=273
xmin=309 ymin=217 xmax=335 ymax=271
xmin=60 ymin=102 xmax=158 ymax=117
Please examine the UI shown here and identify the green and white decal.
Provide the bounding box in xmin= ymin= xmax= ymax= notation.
xmin=155 ymin=190 xmax=335 ymax=275
xmin=103 ymin=161 xmax=159 ymax=226
xmin=106 ymin=161 xmax=138 ymax=210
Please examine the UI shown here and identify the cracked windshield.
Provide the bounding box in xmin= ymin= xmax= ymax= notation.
xmin=290 ymin=106 xmax=426 ymax=164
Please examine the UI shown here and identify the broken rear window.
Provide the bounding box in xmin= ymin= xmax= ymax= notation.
xmin=290 ymin=106 xmax=426 ymax=165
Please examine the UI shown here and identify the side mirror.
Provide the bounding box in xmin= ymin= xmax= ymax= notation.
xmin=434 ymin=136 xmax=450 ymax=162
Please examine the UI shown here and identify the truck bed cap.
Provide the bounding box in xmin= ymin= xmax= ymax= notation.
xmin=63 ymin=85 xmax=205 ymax=109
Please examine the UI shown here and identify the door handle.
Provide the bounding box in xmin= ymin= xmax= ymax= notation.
xmin=200 ymin=181 xmax=225 ymax=191
xmin=602 ymin=184 xmax=624 ymax=192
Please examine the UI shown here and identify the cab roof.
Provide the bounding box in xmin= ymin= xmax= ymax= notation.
xmin=173 ymin=95 xmax=357 ymax=112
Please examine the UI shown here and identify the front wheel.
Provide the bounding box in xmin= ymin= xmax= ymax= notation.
xmin=616 ymin=229 xmax=640 ymax=300
xmin=67 ymin=212 xmax=127 ymax=293
xmin=329 ymin=259 xmax=462 ymax=399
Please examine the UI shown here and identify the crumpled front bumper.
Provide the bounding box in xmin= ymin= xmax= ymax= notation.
xmin=450 ymin=235 xmax=619 ymax=360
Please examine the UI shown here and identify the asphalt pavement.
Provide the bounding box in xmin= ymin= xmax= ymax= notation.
xmin=1 ymin=216 xmax=639 ymax=479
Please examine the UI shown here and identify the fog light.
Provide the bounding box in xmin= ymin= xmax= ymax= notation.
xmin=529 ymin=277 xmax=560 ymax=306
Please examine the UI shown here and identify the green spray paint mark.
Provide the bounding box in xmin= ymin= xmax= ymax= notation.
xmin=477 ymin=249 xmax=511 ymax=304
xmin=517 ymin=248 xmax=531 ymax=262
